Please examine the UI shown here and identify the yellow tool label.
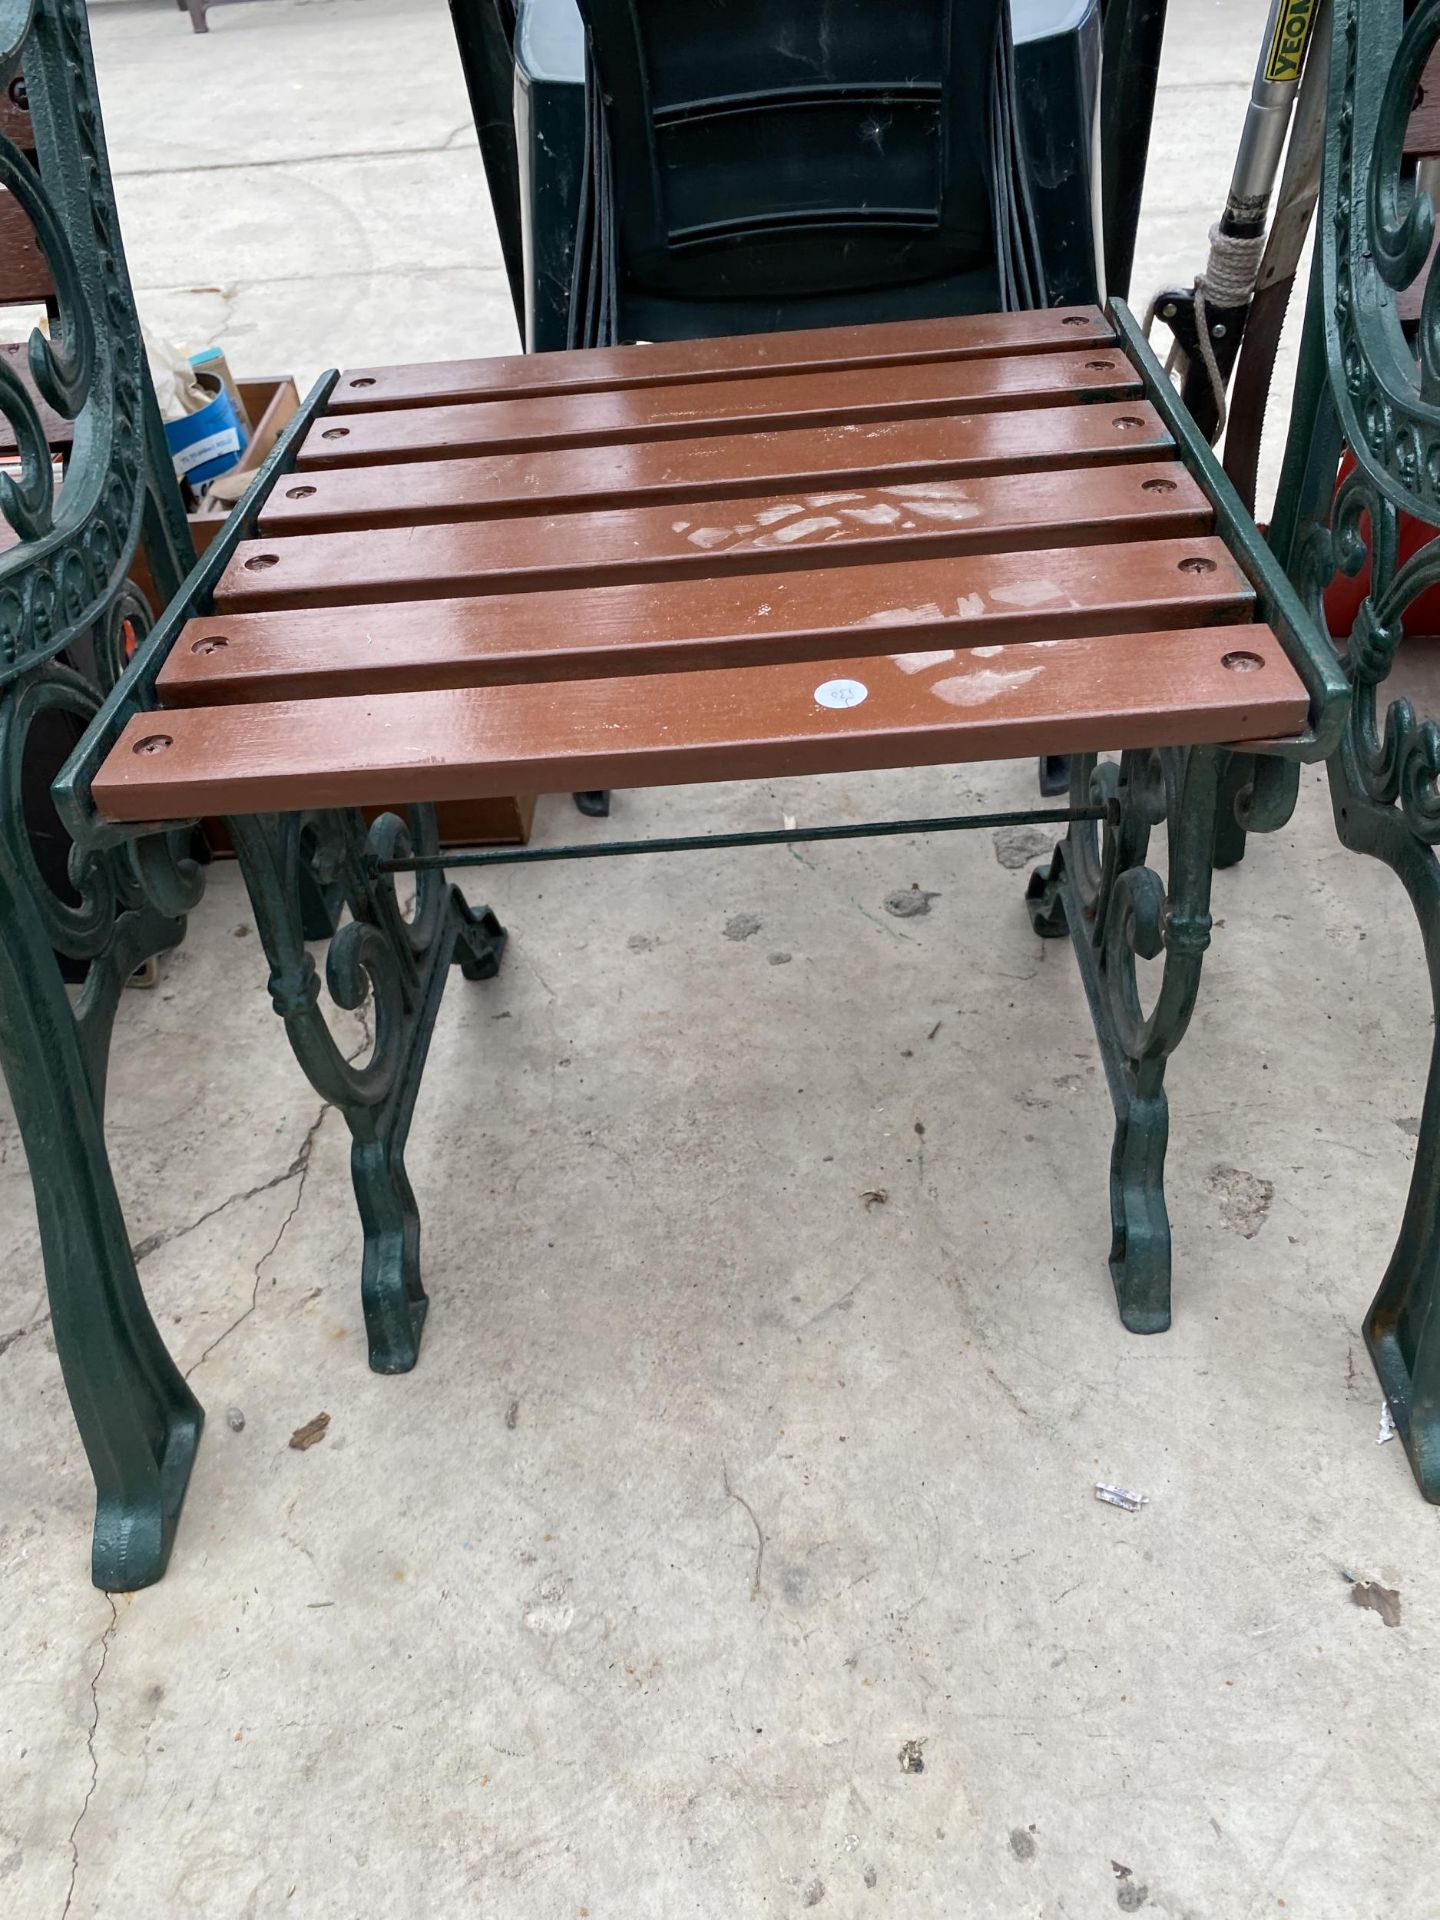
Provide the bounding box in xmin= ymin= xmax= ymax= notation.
xmin=1264 ymin=0 xmax=1318 ymax=83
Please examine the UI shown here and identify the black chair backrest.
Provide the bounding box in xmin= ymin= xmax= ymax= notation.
xmin=574 ymin=0 xmax=1007 ymax=307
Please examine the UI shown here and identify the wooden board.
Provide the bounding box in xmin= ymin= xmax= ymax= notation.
xmin=261 ymin=401 xmax=1171 ymax=535
xmin=326 ymin=307 xmax=1115 ymax=412
xmin=96 ymin=624 xmax=1308 ymax=822
xmin=0 ymin=341 xmax=73 ymax=453
xmin=166 ymin=538 xmax=1253 ymax=706
xmin=218 ymin=464 xmax=1212 ymax=612
xmin=296 ymin=350 xmax=1141 ymax=468
xmin=0 ymin=187 xmax=55 ymax=305
xmin=0 ymin=89 xmax=35 ymax=151
xmin=1408 ymin=44 xmax=1440 ymax=156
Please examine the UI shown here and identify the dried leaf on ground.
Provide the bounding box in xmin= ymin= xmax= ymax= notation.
xmin=289 ymin=1412 xmax=331 ymax=1451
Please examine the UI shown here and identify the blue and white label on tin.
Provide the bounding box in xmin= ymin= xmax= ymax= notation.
xmin=814 ymin=678 xmax=868 ymax=710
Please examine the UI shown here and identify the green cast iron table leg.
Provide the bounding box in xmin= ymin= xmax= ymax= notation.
xmin=228 ymin=807 xmax=506 ymax=1375
xmin=1026 ymin=744 xmax=1223 ymax=1332
xmin=0 ymin=837 xmax=202 ymax=1590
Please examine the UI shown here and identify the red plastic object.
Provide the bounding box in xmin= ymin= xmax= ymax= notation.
xmin=1323 ymin=451 xmax=1440 ymax=638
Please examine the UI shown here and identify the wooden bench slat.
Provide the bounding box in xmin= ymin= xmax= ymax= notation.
xmin=167 ymin=538 xmax=1253 ymax=707
xmin=296 ymin=350 xmax=1141 ymax=468
xmin=0 ymin=342 xmax=74 ymax=454
xmin=327 ymin=308 xmax=1114 ymax=412
xmin=262 ymin=401 xmax=1171 ymax=535
xmin=0 ymin=187 xmax=55 ymax=304
xmin=217 ymin=463 xmax=1211 ymax=612
xmin=96 ymin=624 xmax=1308 ymax=822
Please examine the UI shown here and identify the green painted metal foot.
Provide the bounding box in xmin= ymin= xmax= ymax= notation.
xmin=1024 ymin=850 xmax=1069 ymax=940
xmin=1107 ymin=1093 xmax=1173 ymax=1334
xmin=91 ymin=1401 xmax=204 ymax=1590
xmin=1361 ymin=1067 xmax=1440 ymax=1502
xmin=455 ymin=903 xmax=507 ymax=980
xmin=354 ymin=1134 xmax=429 ymax=1374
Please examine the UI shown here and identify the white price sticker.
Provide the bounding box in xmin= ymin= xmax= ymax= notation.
xmin=814 ymin=678 xmax=868 ymax=710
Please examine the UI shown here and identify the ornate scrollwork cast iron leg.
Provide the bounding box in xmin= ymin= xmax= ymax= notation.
xmin=1026 ymin=745 xmax=1221 ymax=1333
xmin=1334 ymin=761 xmax=1440 ymax=1497
xmin=0 ymin=662 xmax=204 ymax=1588
xmin=228 ymin=806 xmax=505 ymax=1374
xmin=0 ymin=0 xmax=211 ymax=1580
xmin=1258 ymin=0 xmax=1440 ymax=1503
xmin=1321 ymin=473 xmax=1440 ymax=1497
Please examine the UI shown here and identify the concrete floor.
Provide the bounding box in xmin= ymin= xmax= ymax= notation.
xmin=4 ymin=2 xmax=1439 ymax=1915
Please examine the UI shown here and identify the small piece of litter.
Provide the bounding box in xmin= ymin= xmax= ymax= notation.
xmin=288 ymin=1412 xmax=331 ymax=1451
xmin=861 ymin=1189 xmax=889 ymax=1210
xmin=226 ymin=1407 xmax=246 ymax=1433
xmin=897 ymin=1738 xmax=926 ymax=1774
xmin=782 ymin=813 xmax=797 ymax=831
xmin=505 ymin=1398 xmax=520 ymax=1430
xmin=1378 ymin=1400 xmax=1398 ymax=1445
xmin=1350 ymin=1578 xmax=1401 ymax=1627
xmin=1095 ymin=1482 xmax=1148 ymax=1512
xmin=1112 ymin=1862 xmax=1132 ymax=1880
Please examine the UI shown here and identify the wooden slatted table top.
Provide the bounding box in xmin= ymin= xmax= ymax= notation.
xmin=92 ymin=306 xmax=1309 ymax=824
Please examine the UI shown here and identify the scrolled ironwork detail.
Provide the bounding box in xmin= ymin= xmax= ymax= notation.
xmin=0 ymin=0 xmax=164 ymax=686
xmin=0 ymin=0 xmax=204 ymax=1588
xmin=1270 ymin=0 xmax=1440 ymax=1496
xmin=228 ymin=805 xmax=507 ymax=1376
xmin=1026 ymin=744 xmax=1222 ymax=1336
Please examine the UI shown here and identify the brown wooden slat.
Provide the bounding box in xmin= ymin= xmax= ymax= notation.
xmin=96 ymin=624 xmax=1308 ymax=822
xmin=1408 ymin=45 xmax=1440 ymax=155
xmin=327 ymin=307 xmax=1114 ymax=412
xmin=296 ymin=350 xmax=1141 ymax=468
xmin=1399 ymin=230 xmax=1440 ymax=323
xmin=0 ymin=342 xmax=73 ymax=453
xmin=0 ymin=188 xmax=54 ymax=304
xmin=262 ymin=401 xmax=1171 ymax=535
xmin=0 ymin=90 xmax=35 ymax=151
xmin=167 ymin=538 xmax=1253 ymax=707
xmin=217 ymin=463 xmax=1210 ymax=612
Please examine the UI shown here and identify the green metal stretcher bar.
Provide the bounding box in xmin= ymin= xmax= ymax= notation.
xmin=374 ymin=807 xmax=1107 ymax=875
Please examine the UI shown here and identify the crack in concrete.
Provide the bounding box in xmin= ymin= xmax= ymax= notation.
xmin=134 ymin=1005 xmax=372 ymax=1270
xmin=130 ymin=1140 xmax=321 ymax=1265
xmin=179 ymin=1014 xmax=371 ymax=1379
xmin=721 ymin=1461 xmax=766 ymax=1603
xmin=0 ymin=1310 xmax=50 ymax=1359
xmin=113 ymin=136 xmax=482 ymax=181
xmin=60 ymin=1596 xmax=117 ymax=1920
xmin=183 ymin=1103 xmax=329 ymax=1380
xmin=135 ymin=261 xmax=509 ymax=298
